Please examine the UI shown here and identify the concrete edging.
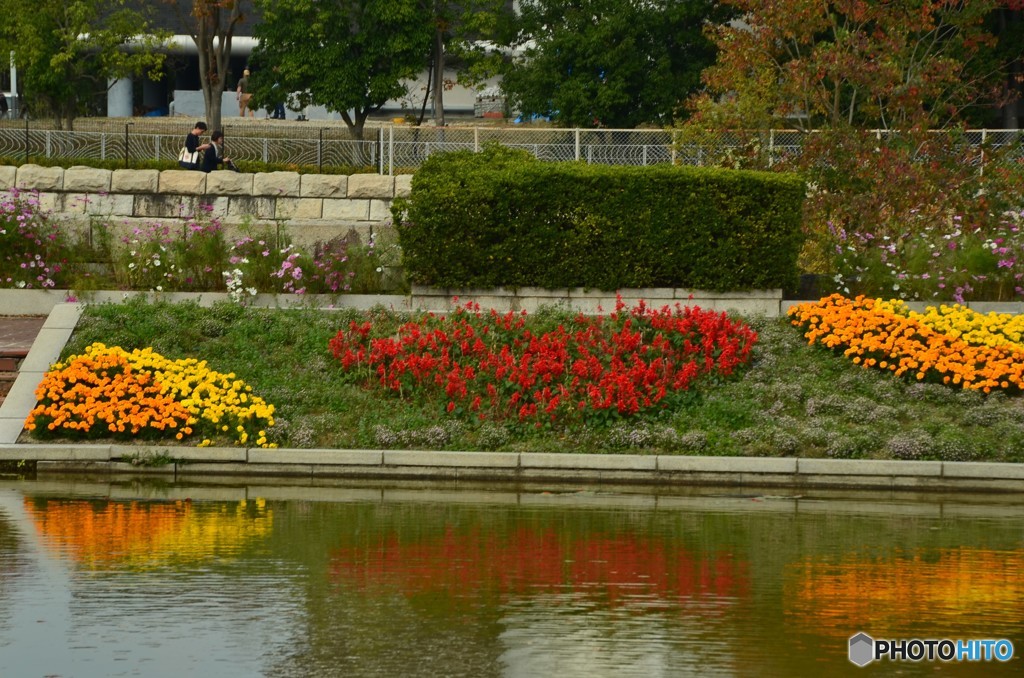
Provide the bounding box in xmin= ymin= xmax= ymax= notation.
xmin=1 ymin=444 xmax=1022 ymax=492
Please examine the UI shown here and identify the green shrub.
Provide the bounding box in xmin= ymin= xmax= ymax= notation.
xmin=393 ymin=144 xmax=805 ymax=291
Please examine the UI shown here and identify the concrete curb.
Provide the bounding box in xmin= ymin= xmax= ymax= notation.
xmin=1 ymin=444 xmax=1022 ymax=492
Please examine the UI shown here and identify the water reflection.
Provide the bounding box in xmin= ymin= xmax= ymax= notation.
xmin=23 ymin=497 xmax=273 ymax=569
xmin=786 ymin=548 xmax=1024 ymax=638
xmin=0 ymin=483 xmax=1022 ymax=677
xmin=330 ymin=527 xmax=750 ymax=604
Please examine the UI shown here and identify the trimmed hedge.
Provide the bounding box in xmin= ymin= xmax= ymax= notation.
xmin=392 ymin=145 xmax=805 ymax=291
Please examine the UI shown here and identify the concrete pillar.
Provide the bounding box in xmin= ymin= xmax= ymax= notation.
xmin=107 ymin=77 xmax=133 ymax=118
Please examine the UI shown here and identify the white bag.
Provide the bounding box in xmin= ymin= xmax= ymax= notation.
xmin=177 ymin=146 xmax=197 ymax=164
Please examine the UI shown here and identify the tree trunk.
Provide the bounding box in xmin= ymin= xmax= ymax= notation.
xmin=432 ymin=25 xmax=445 ymax=127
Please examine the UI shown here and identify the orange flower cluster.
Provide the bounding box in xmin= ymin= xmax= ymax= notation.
xmin=788 ymin=294 xmax=1024 ymax=393
xmin=25 ymin=343 xmax=276 ymax=446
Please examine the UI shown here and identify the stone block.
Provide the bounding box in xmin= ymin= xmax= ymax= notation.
xmin=968 ymin=301 xmax=1024 ymax=315
xmin=86 ymin=193 xmax=135 ymax=217
xmin=249 ymin=448 xmax=383 ymax=466
xmin=322 ymin=198 xmax=369 ymax=220
xmin=114 ymin=445 xmax=247 ymax=463
xmin=276 ymin=197 xmax=323 ymax=219
xmin=0 ymin=419 xmax=27 ymax=445
xmin=60 ymin=193 xmax=89 ymax=214
xmin=134 ymin=194 xmax=196 ymax=219
xmin=0 ymin=165 xmax=16 ymax=190
xmin=63 ymin=166 xmax=111 ymax=193
xmin=197 ymin=195 xmax=230 ymax=218
xmin=521 ymin=452 xmax=657 ymax=471
xmin=36 ymin=460 xmax=117 ymax=474
xmin=112 ymin=169 xmax=160 ymax=193
xmin=34 ymin=192 xmax=61 ymax=212
xmin=394 ymin=174 xmax=413 ymax=198
xmin=227 ymin=195 xmax=277 ymax=220
xmin=178 ymin=462 xmax=313 ymax=477
xmin=0 ymin=444 xmax=111 ymax=461
xmin=42 ymin=304 xmax=84 ymax=330
xmin=15 ymin=164 xmax=63 ymax=191
xmin=942 ymin=461 xmax=1024 ymax=480
xmin=253 ymin=171 xmax=301 ymax=197
xmin=368 ymin=199 xmax=393 ymax=222
xmin=206 ymin=171 xmax=254 ymax=196
xmin=20 ymin=328 xmax=75 ymax=372
xmin=382 ymin=450 xmax=519 ymax=468
xmin=0 ymin=289 xmax=66 ymax=315
xmin=657 ymin=455 xmax=798 ymax=474
xmin=797 ymin=458 xmax=942 ymax=477
xmin=301 ymin=174 xmax=348 ymax=198
xmin=347 ymin=173 xmax=394 ymax=198
xmin=159 ymin=170 xmax=207 ymax=195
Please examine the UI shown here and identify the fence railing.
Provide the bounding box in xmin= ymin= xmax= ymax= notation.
xmin=0 ymin=119 xmax=1021 ymax=175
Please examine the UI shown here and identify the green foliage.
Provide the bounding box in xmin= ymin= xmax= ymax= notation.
xmin=1 ymin=0 xmax=168 ymax=129
xmin=394 ymin=145 xmax=805 ymax=291
xmin=500 ymin=0 xmax=733 ymax=128
xmin=250 ymin=0 xmax=433 ymax=138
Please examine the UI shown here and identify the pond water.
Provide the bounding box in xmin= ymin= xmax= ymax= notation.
xmin=0 ymin=478 xmax=1021 ymax=677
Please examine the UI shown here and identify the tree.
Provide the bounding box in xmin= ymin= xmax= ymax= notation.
xmin=497 ymin=0 xmax=732 ymax=128
xmin=682 ymin=1 xmax=1023 ymax=298
xmin=424 ymin=0 xmax=513 ymax=126
xmin=1 ymin=0 xmax=167 ymax=129
xmin=249 ymin=0 xmax=433 ymax=139
xmin=161 ymin=0 xmax=248 ymax=131
xmin=689 ymin=0 xmax=1006 ymax=132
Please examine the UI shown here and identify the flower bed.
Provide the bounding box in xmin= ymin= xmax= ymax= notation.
xmin=329 ymin=298 xmax=758 ymax=427
xmin=788 ymin=294 xmax=1024 ymax=393
xmin=1 ymin=187 xmax=404 ymax=296
xmin=25 ymin=343 xmax=277 ymax=447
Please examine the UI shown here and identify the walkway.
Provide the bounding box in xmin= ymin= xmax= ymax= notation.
xmin=0 ymin=316 xmax=46 ymax=408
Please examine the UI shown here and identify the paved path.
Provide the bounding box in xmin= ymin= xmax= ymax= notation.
xmin=0 ymin=316 xmax=46 ymax=407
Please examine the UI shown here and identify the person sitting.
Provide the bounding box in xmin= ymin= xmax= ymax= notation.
xmin=179 ymin=121 xmax=209 ymax=170
xmin=201 ymin=130 xmax=236 ymax=172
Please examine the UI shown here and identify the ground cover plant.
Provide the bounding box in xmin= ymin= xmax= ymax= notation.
xmin=27 ymin=297 xmax=1024 ymax=462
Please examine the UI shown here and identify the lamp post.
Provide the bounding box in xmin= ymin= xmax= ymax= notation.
xmin=124 ymin=121 xmax=133 ymax=168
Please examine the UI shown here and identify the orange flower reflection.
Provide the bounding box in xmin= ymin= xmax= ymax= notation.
xmin=24 ymin=498 xmax=273 ymax=569
xmin=786 ymin=548 xmax=1024 ymax=637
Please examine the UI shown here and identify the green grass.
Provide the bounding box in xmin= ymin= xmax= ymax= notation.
xmin=47 ymin=297 xmax=1024 ymax=461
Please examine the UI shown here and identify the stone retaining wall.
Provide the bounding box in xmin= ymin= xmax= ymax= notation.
xmin=0 ymin=164 xmax=412 ymax=247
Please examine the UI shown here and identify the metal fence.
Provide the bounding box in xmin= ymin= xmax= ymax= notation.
xmin=0 ymin=118 xmax=1021 ymax=174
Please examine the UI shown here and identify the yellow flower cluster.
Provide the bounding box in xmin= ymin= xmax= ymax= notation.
xmin=26 ymin=343 xmax=276 ymax=447
xmin=788 ymin=294 xmax=1024 ymax=393
xmin=877 ymin=300 xmax=1024 ymax=352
